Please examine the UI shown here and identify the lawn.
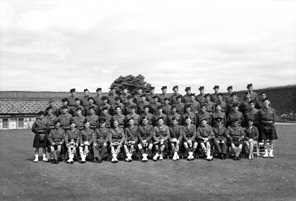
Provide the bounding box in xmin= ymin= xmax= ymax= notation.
xmin=0 ymin=123 xmax=295 ymax=201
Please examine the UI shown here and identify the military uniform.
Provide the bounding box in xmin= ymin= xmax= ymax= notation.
xmin=112 ymin=113 xmax=126 ymax=128
xmin=212 ymin=123 xmax=227 ymax=156
xmin=153 ymin=112 xmax=168 ymax=126
xmin=107 ymin=92 xmax=118 ymax=105
xmin=93 ymin=126 xmax=110 ymax=161
xmin=99 ymin=113 xmax=112 ymax=128
xmin=211 ymin=111 xmax=226 ymax=126
xmin=161 ymin=103 xmax=171 ymax=116
xmin=125 ymin=113 xmax=140 ymax=126
xmin=58 ymin=111 xmax=72 ymax=131
xmin=196 ymin=111 xmax=212 ymax=127
xmin=227 ymin=110 xmax=244 ymax=127
xmin=32 ymin=116 xmax=49 ymax=149
xmin=73 ymin=115 xmax=86 ymax=130
xmin=81 ymin=95 xmax=91 ymax=107
xmin=167 ymin=112 xmax=181 ymax=126
xmin=86 ymin=114 xmax=99 ymax=130
xmin=140 ymin=112 xmax=154 ymax=125
xmin=153 ymin=124 xmax=170 ymax=151
xmin=182 ymin=111 xmax=196 ymax=126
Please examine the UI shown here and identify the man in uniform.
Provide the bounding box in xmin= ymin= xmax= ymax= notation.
xmin=183 ymin=87 xmax=192 ymax=104
xmin=212 ymin=117 xmax=227 ymax=160
xmin=161 ymin=97 xmax=171 ymax=115
xmin=86 ymin=106 xmax=99 ymax=130
xmin=124 ymin=95 xmax=137 ymax=115
xmin=48 ymin=120 xmax=65 ymax=164
xmin=245 ymin=100 xmax=260 ymax=131
xmin=112 ymin=106 xmax=126 ymax=128
xmin=111 ymin=96 xmax=125 ymax=115
xmin=149 ymin=95 xmax=161 ymax=115
xmin=65 ymin=121 xmax=80 ymax=164
xmin=58 ymin=105 xmax=72 ymax=132
xmin=169 ymin=117 xmax=184 ymax=161
xmin=46 ymin=100 xmax=58 ymax=117
xmin=107 ymin=87 xmax=119 ymax=105
xmin=99 ymin=106 xmax=112 ymax=128
xmin=72 ymin=108 xmax=86 ymax=131
xmin=79 ymin=120 xmax=94 ymax=163
xmin=196 ymin=86 xmax=206 ymax=105
xmin=133 ymin=86 xmax=144 ymax=104
xmin=211 ymin=85 xmax=220 ymax=104
xmin=174 ymin=95 xmax=185 ymax=115
xmin=204 ymin=94 xmax=215 ymax=114
xmin=71 ymin=98 xmax=85 ymax=117
xmin=190 ymin=93 xmax=200 ymax=115
xmin=93 ymin=118 xmax=110 ymax=163
xmin=171 ymin=86 xmax=181 ymax=105
xmin=226 ymin=93 xmax=240 ymax=115
xmin=240 ymin=92 xmax=252 ymax=118
xmin=138 ymin=116 xmax=154 ymax=161
xmin=196 ymin=104 xmax=212 ymax=127
xmin=247 ymin=83 xmax=258 ymax=103
xmin=81 ymin=89 xmax=91 ymax=107
xmin=158 ymin=86 xmax=171 ymax=104
xmin=137 ymin=94 xmax=150 ymax=115
xmin=67 ymin=88 xmax=76 ymax=112
xmin=99 ymin=96 xmax=111 ymax=114
xmin=197 ymin=118 xmax=214 ymax=161
xmin=258 ymin=91 xmax=269 ymax=109
xmin=120 ymin=86 xmax=131 ymax=106
xmin=124 ymin=117 xmax=139 ymax=162
xmin=58 ymin=98 xmax=69 ymax=116
xmin=167 ymin=105 xmax=181 ymax=126
xmin=211 ymin=104 xmax=226 ymax=127
xmin=125 ymin=105 xmax=140 ymax=126
xmin=152 ymin=117 xmax=170 ymax=161
xmin=182 ymin=104 xmax=196 ymax=126
xmin=226 ymin=118 xmax=245 ymax=160
xmin=224 ymin=86 xmax=233 ymax=103
xmin=94 ymin=88 xmax=104 ymax=107
xmin=227 ymin=103 xmax=244 ymax=127
xmin=182 ymin=116 xmax=197 ymax=160
xmin=153 ymin=105 xmax=168 ymax=126
xmin=85 ymin=97 xmax=99 ymax=116
xmin=146 ymin=87 xmax=156 ymax=103
xmin=140 ymin=105 xmax=154 ymax=125
xmin=216 ymin=93 xmax=227 ymax=113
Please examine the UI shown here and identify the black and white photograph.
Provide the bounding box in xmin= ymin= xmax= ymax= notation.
xmin=0 ymin=0 xmax=296 ymax=200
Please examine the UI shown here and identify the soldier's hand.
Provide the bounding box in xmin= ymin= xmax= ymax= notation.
xmin=93 ymin=143 xmax=97 ymax=147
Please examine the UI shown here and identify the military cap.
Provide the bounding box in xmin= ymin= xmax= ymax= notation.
xmin=245 ymin=91 xmax=250 ymax=95
xmin=140 ymin=94 xmax=146 ymax=97
xmin=152 ymin=95 xmax=159 ymax=99
xmin=263 ymin=97 xmax=270 ymax=102
xmin=199 ymin=116 xmax=208 ymax=122
xmin=84 ymin=119 xmax=90 ymax=124
xmin=184 ymin=104 xmax=191 ymax=109
xmin=76 ymin=107 xmax=82 ymax=111
xmin=247 ymin=116 xmax=254 ymax=122
xmin=156 ymin=116 xmax=164 ymax=121
xmin=87 ymin=97 xmax=95 ymax=102
xmin=96 ymin=88 xmax=102 ymax=92
xmin=249 ymin=100 xmax=255 ymax=104
xmin=190 ymin=93 xmax=195 ymax=96
xmin=260 ymin=91 xmax=266 ymax=95
xmin=185 ymin=87 xmax=191 ymax=91
xmin=38 ymin=111 xmax=45 ymax=116
xmin=171 ymin=105 xmax=177 ymax=109
xmin=161 ymin=86 xmax=167 ymax=90
xmin=247 ymin=83 xmax=253 ymax=89
xmin=199 ymin=86 xmax=204 ymax=90
xmin=84 ymin=88 xmax=89 ymax=92
xmin=176 ymin=94 xmax=183 ymax=99
xmin=164 ymin=97 xmax=169 ymax=101
xmin=99 ymin=118 xmax=106 ymax=123
xmin=214 ymin=117 xmax=223 ymax=122
xmin=230 ymin=93 xmax=237 ymax=97
xmin=75 ymin=98 xmax=81 ymax=102
xmin=227 ymin=86 xmax=233 ymax=90
xmin=61 ymin=105 xmax=68 ymax=109
xmin=45 ymin=106 xmax=52 ymax=111
xmin=127 ymin=95 xmax=133 ymax=99
xmin=101 ymin=96 xmax=108 ymax=100
xmin=200 ymin=104 xmax=207 ymax=108
xmin=213 ymin=85 xmax=219 ymax=89
xmin=143 ymin=105 xmax=150 ymax=109
xmin=54 ymin=119 xmax=60 ymax=125
xmin=89 ymin=106 xmax=95 ymax=111
xmin=171 ymin=117 xmax=177 ymax=121
xmin=70 ymin=88 xmax=76 ymax=93
xmin=129 ymin=105 xmax=136 ymax=109
xmin=114 ymin=96 xmax=121 ymax=101
xmin=205 ymin=93 xmax=210 ymax=98
xmin=110 ymin=86 xmax=115 ymax=90
xmin=157 ymin=105 xmax=163 ymax=110
xmin=127 ymin=116 xmax=134 ymax=121
xmin=215 ymin=103 xmax=221 ymax=108
xmin=61 ymin=98 xmax=68 ymax=103
xmin=172 ymin=86 xmax=178 ymax=90
xmin=232 ymin=103 xmax=239 ymax=108
xmin=232 ymin=117 xmax=239 ymax=122
xmin=141 ymin=116 xmax=148 ymax=120
xmin=217 ymin=93 xmax=223 ymax=96
xmin=101 ymin=106 xmax=109 ymax=111
xmin=114 ymin=105 xmax=121 ymax=110
xmin=184 ymin=116 xmax=191 ymax=120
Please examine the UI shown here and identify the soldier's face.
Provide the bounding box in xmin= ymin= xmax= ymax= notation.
xmin=97 ymin=91 xmax=101 ymax=95
xmin=113 ymin=120 xmax=119 ymax=127
xmin=233 ymin=121 xmax=238 ymax=127
xmin=144 ymin=108 xmax=149 ymax=113
xmin=129 ymin=119 xmax=134 ymax=126
xmin=185 ymin=119 xmax=191 ymax=125
xmin=234 ymin=106 xmax=239 ymax=112
xmin=154 ymin=98 xmax=158 ymax=102
xmin=173 ymin=89 xmax=178 ymax=94
xmin=201 ymin=120 xmax=207 ymax=126
xmin=89 ymin=100 xmax=94 ymax=105
xmin=55 ymin=122 xmax=60 ymax=127
xmin=100 ymin=122 xmax=106 ymax=127
xmin=77 ymin=110 xmax=82 ymax=115
xmin=111 ymin=89 xmax=116 ymax=94
xmin=216 ymin=105 xmax=221 ymax=111
xmin=75 ymin=100 xmax=81 ymax=105
xmin=102 ymin=110 xmax=107 ymax=115
xmin=49 ymin=102 xmax=54 ymax=106
xmin=103 ymin=99 xmax=108 ymax=103
xmin=200 ymin=89 xmax=204 ymax=94
xmin=206 ymin=96 xmax=210 ymax=101
xmin=262 ymin=94 xmax=266 ymax=99
xmin=70 ymin=123 xmax=75 ymax=129
xmin=201 ymin=107 xmax=206 ymax=112
xmin=172 ymin=108 xmax=177 ymax=112
xmin=249 ymin=86 xmax=253 ymax=91
xmin=250 ymin=103 xmax=255 ymax=109
xmin=246 ymin=94 xmax=251 ymax=99
xmin=228 ymin=89 xmax=233 ymax=93
xmin=71 ymin=92 xmax=76 ymax=97
xmin=158 ymin=119 xmax=164 ymax=126
xmin=190 ymin=96 xmax=195 ymax=101
xmin=162 ymin=89 xmax=167 ymax=94
xmin=248 ymin=121 xmax=254 ymax=126
xmin=158 ymin=108 xmax=163 ymax=113
xmin=218 ymin=96 xmax=223 ymax=101
xmin=62 ymin=108 xmax=67 ymax=113
xmin=116 ymin=108 xmax=121 ymax=114
xmin=142 ymin=96 xmax=146 ymax=101
xmin=264 ymin=100 xmax=270 ymax=107
xmin=40 ymin=114 xmax=44 ymax=119
xmin=177 ymin=98 xmax=182 ymax=102
xmin=186 ymin=107 xmax=190 ymax=112
xmin=186 ymin=90 xmax=191 ymax=94
xmin=142 ymin=119 xmax=148 ymax=125
xmin=214 ymin=88 xmax=219 ymax=93
xmin=47 ymin=109 xmax=52 ymax=115
xmin=151 ymin=89 xmax=155 ymax=94
xmin=90 ymin=109 xmax=95 ymax=114
xmin=123 ymin=89 xmax=128 ymax=94
xmin=232 ymin=96 xmax=236 ymax=101
xmin=85 ymin=122 xmax=90 ymax=128
xmin=84 ymin=91 xmax=89 ymax=96
xmin=63 ymin=101 xmax=68 ymax=106
xmin=164 ymin=100 xmax=169 ymax=104
xmin=138 ymin=89 xmax=143 ymax=94
xmin=172 ymin=120 xmax=177 ymax=126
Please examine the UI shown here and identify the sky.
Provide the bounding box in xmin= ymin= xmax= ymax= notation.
xmin=0 ymin=0 xmax=296 ymax=94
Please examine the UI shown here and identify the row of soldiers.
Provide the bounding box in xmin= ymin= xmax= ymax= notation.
xmin=32 ymin=84 xmax=277 ymax=163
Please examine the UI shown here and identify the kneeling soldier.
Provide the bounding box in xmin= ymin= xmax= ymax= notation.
xmin=48 ymin=120 xmax=65 ymax=164
xmin=169 ymin=117 xmax=184 ymax=161
xmin=79 ymin=120 xmax=94 ymax=163
xmin=109 ymin=119 xmax=125 ymax=163
xmin=93 ymin=118 xmax=110 ymax=163
xmin=183 ymin=116 xmax=197 ymax=161
xmin=124 ymin=117 xmax=139 ymax=162
xmin=65 ymin=121 xmax=80 ymax=164
xmin=153 ymin=117 xmax=170 ymax=161
xmin=138 ymin=116 xmax=154 ymax=162
xmin=197 ymin=118 xmax=214 ymax=161
xmin=226 ymin=118 xmax=245 ymax=160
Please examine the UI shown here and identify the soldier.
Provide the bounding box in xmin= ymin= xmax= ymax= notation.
xmin=67 ymin=88 xmax=76 ymax=112
xmin=107 ymin=87 xmax=118 ymax=105
xmin=99 ymin=106 xmax=112 ymax=128
xmin=94 ymin=87 xmax=104 ymax=107
xmin=146 ymin=87 xmax=156 ymax=103
xmin=197 ymin=118 xmax=214 ymax=161
xmin=162 ymin=97 xmax=171 ymax=115
xmin=99 ymin=96 xmax=111 ymax=114
xmin=211 ymin=104 xmax=226 ymax=126
xmin=196 ymin=104 xmax=212 ymax=127
xmin=85 ymin=97 xmax=99 ymax=116
xmin=211 ymin=85 xmax=220 ymax=104
xmin=167 ymin=105 xmax=181 ymax=126
xmin=112 ymin=106 xmax=126 ymax=128
xmin=45 ymin=106 xmax=58 ymax=160
xmin=216 ymin=93 xmax=227 ymax=113
xmin=138 ymin=116 xmax=154 ymax=162
xmin=196 ymin=86 xmax=206 ymax=105
xmin=46 ymin=100 xmax=58 ymax=117
xmin=93 ymin=118 xmax=110 ymax=163
xmin=81 ymin=89 xmax=91 ymax=107
xmin=32 ymin=111 xmax=49 ymax=162
xmin=158 ymin=86 xmax=171 ymax=104
xmin=120 ymin=86 xmax=131 ymax=105
xmin=247 ymin=83 xmax=258 ymax=103
xmin=227 ymin=103 xmax=244 ymax=127
xmin=86 ymin=106 xmax=99 ymax=130
xmin=226 ymin=118 xmax=245 ymax=160
xmin=182 ymin=104 xmax=196 ymax=126
xmin=224 ymin=86 xmax=233 ymax=103
xmin=79 ymin=120 xmax=94 ymax=163
xmin=124 ymin=117 xmax=139 ymax=162
xmin=259 ymin=98 xmax=278 ymax=158
xmin=169 ymin=117 xmax=184 ymax=161
xmin=244 ymin=117 xmax=259 ymax=160
xmin=153 ymin=105 xmax=168 ymax=126
xmin=65 ymin=121 xmax=80 ymax=164
xmin=240 ymin=92 xmax=252 ymax=116
xmin=204 ymin=94 xmax=215 ymax=114
xmin=152 ymin=117 xmax=170 ymax=161
xmin=72 ymin=108 xmax=86 ymax=131
xmin=137 ymin=94 xmax=150 ymax=115
xmin=140 ymin=105 xmax=154 ymax=125
xmin=245 ymin=100 xmax=260 ymax=130
xmin=258 ymin=91 xmax=269 ymax=109
xmin=124 ymin=95 xmax=137 ymax=115
xmin=125 ymin=105 xmax=140 ymax=126
xmin=58 ymin=105 xmax=72 ymax=132
xmin=212 ymin=117 xmax=227 ymax=160
xmin=171 ymin=86 xmax=181 ymax=105
xmin=226 ymin=93 xmax=240 ymax=115
xmin=133 ymin=86 xmax=144 ymax=104
xmin=71 ymin=98 xmax=85 ymax=117
xmin=190 ymin=93 xmax=200 ymax=115
xmin=174 ymin=95 xmax=185 ymax=115
xmin=58 ymin=98 xmax=69 ymax=116
xmin=183 ymin=87 xmax=192 ymax=104
xmin=150 ymin=95 xmax=161 ymax=115
xmin=182 ymin=116 xmax=197 ymax=161
xmin=111 ymin=96 xmax=125 ymax=115
xmin=48 ymin=120 xmax=65 ymax=164
xmin=109 ymin=119 xmax=125 ymax=163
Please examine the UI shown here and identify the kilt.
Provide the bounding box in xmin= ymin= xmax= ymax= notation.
xmin=154 ymin=140 xmax=168 ymax=149
xmin=214 ymin=136 xmax=227 ymax=143
xmin=229 ymin=139 xmax=243 ymax=146
xmin=33 ymin=133 xmax=48 ymax=149
xmin=139 ymin=141 xmax=151 ymax=149
xmin=261 ymin=123 xmax=278 ymax=140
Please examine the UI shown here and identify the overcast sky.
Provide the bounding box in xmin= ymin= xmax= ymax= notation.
xmin=0 ymin=0 xmax=296 ymax=94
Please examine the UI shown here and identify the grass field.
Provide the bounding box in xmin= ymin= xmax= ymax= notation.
xmin=0 ymin=123 xmax=296 ymax=201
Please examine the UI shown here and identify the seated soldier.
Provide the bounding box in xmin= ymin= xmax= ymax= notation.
xmin=93 ymin=118 xmax=110 ymax=163
xmin=169 ymin=117 xmax=184 ymax=161
xmin=65 ymin=121 xmax=80 ymax=164
xmin=79 ymin=120 xmax=94 ymax=163
xmin=226 ymin=118 xmax=245 ymax=160
xmin=197 ymin=118 xmax=214 ymax=161
xmin=138 ymin=116 xmax=154 ymax=162
xmin=153 ymin=117 xmax=170 ymax=161
xmin=244 ymin=116 xmax=259 ymax=160
xmin=48 ymin=120 xmax=65 ymax=164
xmin=182 ymin=116 xmax=198 ymax=161
xmin=124 ymin=117 xmax=139 ymax=162
xmin=212 ymin=117 xmax=227 ymax=160
xmin=109 ymin=119 xmax=125 ymax=163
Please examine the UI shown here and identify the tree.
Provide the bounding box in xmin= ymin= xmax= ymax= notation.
xmin=110 ymin=74 xmax=152 ymax=95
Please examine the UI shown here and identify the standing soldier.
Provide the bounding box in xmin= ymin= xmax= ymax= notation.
xmin=32 ymin=111 xmax=49 ymax=162
xmin=124 ymin=95 xmax=137 ymax=115
xmin=48 ymin=120 xmax=65 ymax=164
xmin=226 ymin=118 xmax=245 ymax=160
xmin=183 ymin=87 xmax=192 ymax=104
xmin=245 ymin=100 xmax=260 ymax=131
xmin=140 ymin=105 xmax=154 ymax=125
xmin=109 ymin=119 xmax=125 ymax=163
xmin=174 ymin=95 xmax=185 ymax=115
xmin=71 ymin=98 xmax=85 ymax=117
xmin=153 ymin=106 xmax=168 ymax=126
xmin=196 ymin=86 xmax=206 ymax=105
xmin=152 ymin=117 xmax=170 ymax=161
xmin=259 ymin=98 xmax=278 ymax=158
xmin=58 ymin=105 xmax=72 ymax=132
xmin=124 ymin=117 xmax=139 ymax=162
xmin=107 ymin=87 xmax=119 ymax=105
xmin=227 ymin=103 xmax=244 ymax=127
xmin=146 ymin=87 xmax=156 ymax=103
xmin=86 ymin=106 xmax=99 ymax=130
xmin=85 ymin=97 xmax=99 ymax=116
xmin=196 ymin=104 xmax=212 ymax=127
xmin=216 ymin=93 xmax=227 ymax=113
xmin=212 ymin=117 xmax=227 ymax=160
xmin=258 ymin=91 xmax=269 ymax=109
xmin=58 ymin=98 xmax=69 ymax=116
xmin=45 ymin=106 xmax=57 ymax=160
xmin=182 ymin=116 xmax=198 ymax=161
xmin=197 ymin=118 xmax=214 ymax=161
xmin=204 ymin=94 xmax=215 ymax=114
xmin=46 ymin=100 xmax=58 ymax=117
xmin=240 ymin=92 xmax=252 ymax=117
xmin=72 ymin=108 xmax=86 ymax=131
xmin=171 ymin=86 xmax=181 ymax=105
xmin=159 ymin=86 xmax=171 ymax=104
xmin=99 ymin=106 xmax=112 ymax=128
xmin=133 ymin=86 xmax=144 ymax=105
xmin=112 ymin=106 xmax=126 ymax=128
xmin=211 ymin=104 xmax=226 ymax=126
xmin=226 ymin=93 xmax=240 ymax=115
xmin=211 ymin=85 xmax=220 ymax=104
xmin=162 ymin=97 xmax=171 ymax=116
xmin=99 ymin=96 xmax=111 ymax=114
xmin=137 ymin=94 xmax=150 ymax=115
xmin=94 ymin=88 xmax=104 ymax=107
xmin=93 ymin=118 xmax=110 ymax=163
xmin=224 ymin=86 xmax=233 ymax=103
xmin=167 ymin=105 xmax=181 ymax=126
xmin=150 ymin=95 xmax=161 ymax=115
xmin=182 ymin=104 xmax=196 ymax=126
xmin=68 ymin=88 xmax=76 ymax=112
xmin=111 ymin=96 xmax=125 ymax=115
xmin=65 ymin=121 xmax=80 ymax=164
xmin=247 ymin=83 xmax=258 ymax=103
xmin=169 ymin=117 xmax=184 ymax=161
xmin=81 ymin=89 xmax=91 ymax=107
xmin=138 ymin=116 xmax=154 ymax=162
xmin=190 ymin=93 xmax=200 ymax=115
xmin=79 ymin=120 xmax=94 ymax=163
xmin=125 ymin=105 xmax=140 ymax=126
xmin=120 ymin=86 xmax=131 ymax=106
